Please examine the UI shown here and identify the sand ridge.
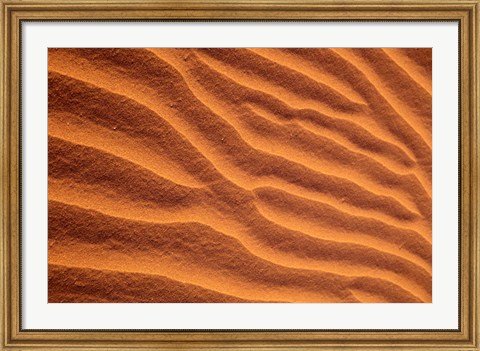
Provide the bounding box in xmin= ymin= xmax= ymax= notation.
xmin=48 ymin=48 xmax=432 ymax=303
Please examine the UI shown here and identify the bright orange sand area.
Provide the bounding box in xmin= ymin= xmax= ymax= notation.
xmin=48 ymin=48 xmax=432 ymax=303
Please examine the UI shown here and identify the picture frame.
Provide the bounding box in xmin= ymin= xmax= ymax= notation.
xmin=1 ymin=0 xmax=478 ymax=350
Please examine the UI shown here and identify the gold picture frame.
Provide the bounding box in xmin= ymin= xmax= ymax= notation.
xmin=1 ymin=1 xmax=478 ymax=350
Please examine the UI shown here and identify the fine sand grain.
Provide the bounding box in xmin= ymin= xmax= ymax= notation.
xmin=48 ymin=48 xmax=432 ymax=303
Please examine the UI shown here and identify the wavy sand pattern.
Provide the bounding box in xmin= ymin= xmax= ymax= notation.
xmin=48 ymin=48 xmax=432 ymax=303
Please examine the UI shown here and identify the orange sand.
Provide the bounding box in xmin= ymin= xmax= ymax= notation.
xmin=47 ymin=48 xmax=432 ymax=303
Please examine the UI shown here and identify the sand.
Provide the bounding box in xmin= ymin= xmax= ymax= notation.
xmin=47 ymin=48 xmax=432 ymax=303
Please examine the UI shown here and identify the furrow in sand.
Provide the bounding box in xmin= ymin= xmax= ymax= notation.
xmin=244 ymin=95 xmax=419 ymax=169
xmin=49 ymin=200 xmax=428 ymax=302
xmin=331 ymin=48 xmax=432 ymax=147
xmin=49 ymin=161 xmax=432 ymax=272
xmin=48 ymin=117 xmax=423 ymax=237
xmin=49 ymin=177 xmax=431 ymax=275
xmin=49 ymin=201 xmax=361 ymax=303
xmin=193 ymin=48 xmax=431 ymax=164
xmin=48 ymin=177 xmax=433 ymax=301
xmin=48 ymin=146 xmax=431 ymax=254
xmin=398 ymin=48 xmax=433 ymax=76
xmin=253 ymin=186 xmax=432 ymax=265
xmin=152 ymin=49 xmax=432 ymax=212
xmin=378 ymin=49 xmax=432 ymax=97
xmin=48 ymin=135 xmax=211 ymax=211
xmin=270 ymin=48 xmax=419 ymax=152
xmin=154 ymin=49 xmax=419 ymax=175
xmin=49 ymin=264 xmax=260 ymax=303
xmin=49 ymin=112 xmax=205 ymax=189
xmin=48 ymin=69 xmax=424 ymax=222
xmin=245 ymin=48 xmax=368 ymax=105
xmin=47 ymin=133 xmax=431 ymax=255
xmin=192 ymin=48 xmax=367 ymax=115
xmin=217 ymin=66 xmax=417 ymax=166
xmin=127 ymin=51 xmax=430 ymax=217
xmin=281 ymin=48 xmax=432 ymax=177
xmin=48 ymin=70 xmax=222 ymax=186
xmin=243 ymin=100 xmax=417 ymax=175
xmin=192 ymin=49 xmax=404 ymax=141
xmin=51 ymin=250 xmax=356 ymax=303
xmin=247 ymin=104 xmax=432 ymax=197
xmin=381 ymin=49 xmax=432 ymax=95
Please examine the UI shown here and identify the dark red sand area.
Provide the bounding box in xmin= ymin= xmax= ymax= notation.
xmin=48 ymin=48 xmax=432 ymax=303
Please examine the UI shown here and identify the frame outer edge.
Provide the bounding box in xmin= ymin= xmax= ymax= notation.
xmin=1 ymin=1 xmax=479 ymax=350
xmin=472 ymin=2 xmax=479 ymax=350
xmin=1 ymin=1 xmax=11 ymax=349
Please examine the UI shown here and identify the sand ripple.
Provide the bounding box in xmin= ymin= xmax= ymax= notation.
xmin=48 ymin=48 xmax=432 ymax=303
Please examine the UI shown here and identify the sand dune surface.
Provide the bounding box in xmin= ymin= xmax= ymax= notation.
xmin=48 ymin=48 xmax=432 ymax=303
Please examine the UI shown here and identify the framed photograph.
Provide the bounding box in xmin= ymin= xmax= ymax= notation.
xmin=1 ymin=0 xmax=478 ymax=350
